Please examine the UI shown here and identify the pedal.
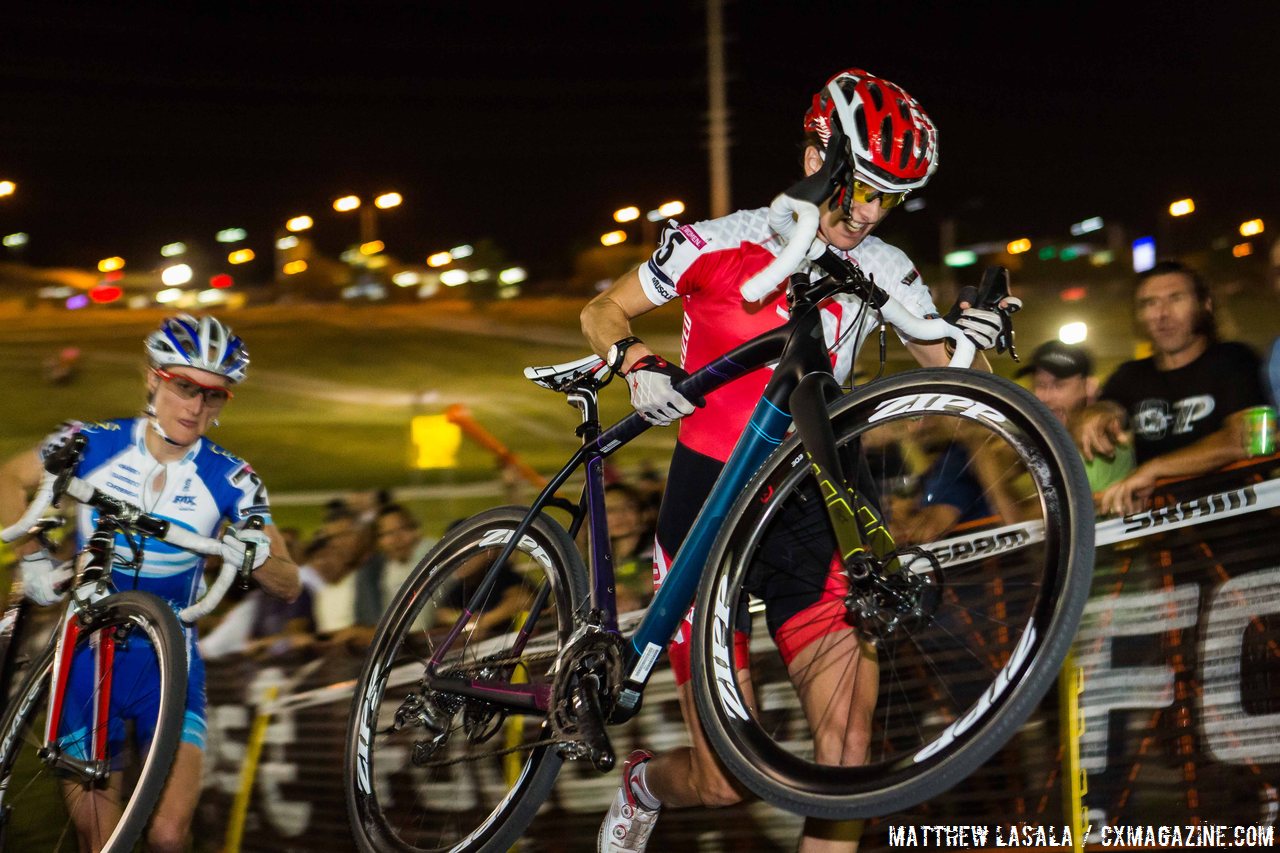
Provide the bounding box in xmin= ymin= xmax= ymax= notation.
xmin=572 ymin=671 xmax=615 ymax=772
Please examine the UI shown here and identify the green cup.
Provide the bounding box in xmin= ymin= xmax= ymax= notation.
xmin=1244 ymin=405 xmax=1277 ymax=457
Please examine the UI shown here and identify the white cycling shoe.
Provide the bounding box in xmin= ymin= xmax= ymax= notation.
xmin=598 ymin=750 xmax=661 ymax=852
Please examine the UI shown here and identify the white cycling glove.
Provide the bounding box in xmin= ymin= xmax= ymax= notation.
xmin=21 ymin=549 xmax=73 ymax=606
xmin=625 ymin=355 xmax=704 ymax=426
xmin=956 ymin=297 xmax=1023 ymax=351
xmin=219 ymin=527 xmax=272 ymax=572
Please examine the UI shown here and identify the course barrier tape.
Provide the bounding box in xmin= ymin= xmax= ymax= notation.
xmin=923 ymin=477 xmax=1280 ymax=571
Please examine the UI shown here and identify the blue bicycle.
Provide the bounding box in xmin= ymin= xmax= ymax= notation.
xmin=343 ymin=188 xmax=1094 ymax=852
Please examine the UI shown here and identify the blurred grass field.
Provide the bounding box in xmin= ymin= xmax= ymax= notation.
xmin=0 ymin=299 xmax=687 ymax=538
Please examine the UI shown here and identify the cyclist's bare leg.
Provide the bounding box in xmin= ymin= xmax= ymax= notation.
xmin=62 ymin=772 xmax=123 ymax=852
xmin=644 ymin=670 xmax=756 ymax=809
xmin=145 ymin=742 xmax=203 ymax=853
xmin=787 ymin=625 xmax=878 ymax=853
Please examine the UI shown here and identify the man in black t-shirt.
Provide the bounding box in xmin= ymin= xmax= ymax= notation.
xmin=1079 ymin=260 xmax=1266 ymax=515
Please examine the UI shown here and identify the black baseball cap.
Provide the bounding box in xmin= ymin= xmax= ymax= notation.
xmin=1015 ymin=340 xmax=1094 ymax=379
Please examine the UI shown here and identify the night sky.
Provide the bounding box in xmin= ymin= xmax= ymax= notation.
xmin=2 ymin=1 xmax=1277 ymax=276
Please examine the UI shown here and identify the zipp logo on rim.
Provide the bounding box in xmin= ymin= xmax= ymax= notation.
xmin=712 ymin=577 xmax=750 ymax=720
xmin=868 ymin=393 xmax=1008 ymax=425
xmin=476 ymin=528 xmax=554 ymax=571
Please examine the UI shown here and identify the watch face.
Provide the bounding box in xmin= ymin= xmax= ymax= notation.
xmin=608 ymin=344 xmax=621 ymax=366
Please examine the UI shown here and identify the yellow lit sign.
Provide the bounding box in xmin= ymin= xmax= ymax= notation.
xmin=360 ymin=240 xmax=385 ymax=255
xmin=283 ymin=260 xmax=308 ymax=275
xmin=98 ymin=256 xmax=125 ymax=272
xmin=427 ymin=251 xmax=453 ymax=267
xmin=286 ymin=215 xmax=314 ymax=232
xmin=1168 ymin=198 xmax=1195 ymax=217
xmin=1239 ymin=219 xmax=1264 ymax=237
xmin=228 ymin=249 xmax=255 ymax=265
xmin=411 ymin=415 xmax=462 ymax=469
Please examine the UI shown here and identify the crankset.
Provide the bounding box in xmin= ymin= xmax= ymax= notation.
xmin=549 ymin=622 xmax=623 ymax=771
xmin=845 ymin=546 xmax=944 ymax=644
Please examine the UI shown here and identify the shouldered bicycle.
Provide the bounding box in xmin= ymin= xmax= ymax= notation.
xmin=343 ymin=183 xmax=1095 ymax=853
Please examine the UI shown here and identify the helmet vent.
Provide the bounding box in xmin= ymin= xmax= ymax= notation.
xmin=900 ymin=130 xmax=915 ymax=169
xmin=865 ymin=81 xmax=884 ymax=110
xmin=879 ymin=116 xmax=893 ymax=161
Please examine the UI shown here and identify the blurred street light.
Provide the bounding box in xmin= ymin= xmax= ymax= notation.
xmin=1070 ymin=216 xmax=1104 ymax=236
xmin=601 ymin=230 xmax=627 ymax=247
xmin=161 ymin=242 xmax=187 ymax=257
xmin=161 ymin=264 xmax=193 ymax=286
xmin=3 ymin=232 xmax=29 ymax=248
xmin=374 ymin=192 xmax=403 ymax=210
xmin=216 ymin=228 xmax=247 ymax=243
xmin=440 ymin=269 xmax=469 ymax=286
xmin=944 ymin=250 xmax=978 ymax=267
xmin=450 ymin=244 xmax=474 ymax=259
xmin=98 ymin=256 xmax=125 ymax=273
xmin=655 ymin=200 xmax=685 ymax=218
xmin=1239 ymin=219 xmax=1264 ymax=237
xmin=0 ymin=181 xmax=15 ymax=197
xmin=1006 ymin=238 xmax=1032 ymax=255
xmin=1232 ymin=243 xmax=1253 ymax=258
xmin=613 ymin=206 xmax=640 ymax=223
xmin=228 ymin=249 xmax=255 ymax=265
xmin=1168 ymin=198 xmax=1195 ymax=217
xmin=1132 ymin=236 xmax=1157 ymax=273
xmin=156 ymin=288 xmax=184 ymax=304
xmin=360 ymin=240 xmax=385 ymax=255
xmin=427 ymin=251 xmax=453 ymax=267
xmin=283 ymin=260 xmax=308 ymax=275
xmin=276 ymin=235 xmax=300 ymax=250
xmin=333 ymin=195 xmax=361 ymax=213
xmin=286 ymin=215 xmax=314 ymax=232
xmin=499 ymin=267 xmax=528 ymax=285
xmin=1059 ymin=322 xmax=1088 ymax=345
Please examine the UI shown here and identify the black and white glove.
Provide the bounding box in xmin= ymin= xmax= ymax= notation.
xmin=625 ymin=355 xmax=705 ymax=426
xmin=955 ymin=297 xmax=1023 ymax=352
xmin=219 ymin=527 xmax=272 ymax=572
xmin=21 ymin=549 xmax=73 ymax=606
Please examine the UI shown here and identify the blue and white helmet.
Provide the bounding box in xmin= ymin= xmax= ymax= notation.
xmin=145 ymin=314 xmax=249 ymax=383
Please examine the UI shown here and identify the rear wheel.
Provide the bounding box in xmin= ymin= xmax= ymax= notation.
xmin=0 ymin=590 xmax=187 ymax=852
xmin=345 ymin=507 xmax=587 ymax=853
xmin=691 ymin=368 xmax=1094 ymax=818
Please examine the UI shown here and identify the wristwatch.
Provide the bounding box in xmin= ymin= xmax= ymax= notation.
xmin=607 ymin=336 xmax=643 ymax=374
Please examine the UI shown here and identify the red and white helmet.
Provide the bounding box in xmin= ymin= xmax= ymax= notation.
xmin=803 ymin=68 xmax=939 ymax=193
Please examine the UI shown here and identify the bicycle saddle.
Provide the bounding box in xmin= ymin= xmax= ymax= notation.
xmin=523 ymin=354 xmax=611 ymax=393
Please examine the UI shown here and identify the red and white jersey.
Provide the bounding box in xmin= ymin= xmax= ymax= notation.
xmin=637 ymin=207 xmax=937 ymax=462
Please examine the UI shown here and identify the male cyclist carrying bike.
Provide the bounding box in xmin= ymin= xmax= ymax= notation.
xmin=0 ymin=314 xmax=300 ymax=853
xmin=581 ymin=68 xmax=1020 ymax=853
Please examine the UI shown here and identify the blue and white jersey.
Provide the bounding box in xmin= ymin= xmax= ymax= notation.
xmin=41 ymin=417 xmax=273 ymax=609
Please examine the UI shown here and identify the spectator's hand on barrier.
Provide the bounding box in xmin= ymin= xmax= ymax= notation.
xmin=1098 ymin=465 xmax=1157 ymax=517
xmin=625 ymin=355 xmax=705 ymax=426
xmin=1078 ymin=406 xmax=1129 ymax=462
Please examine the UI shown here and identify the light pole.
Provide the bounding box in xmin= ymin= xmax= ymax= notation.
xmin=333 ymin=191 xmax=402 ymax=245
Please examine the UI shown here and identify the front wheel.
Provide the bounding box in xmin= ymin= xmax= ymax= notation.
xmin=345 ymin=507 xmax=587 ymax=853
xmin=691 ymin=368 xmax=1094 ymax=819
xmin=0 ymin=590 xmax=187 ymax=852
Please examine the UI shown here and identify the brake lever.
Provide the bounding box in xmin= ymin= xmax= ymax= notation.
xmin=944 ymin=266 xmax=1019 ymax=360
